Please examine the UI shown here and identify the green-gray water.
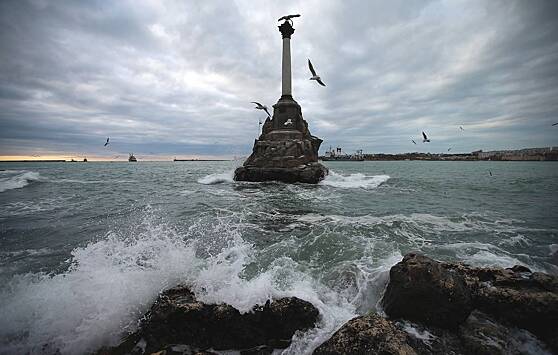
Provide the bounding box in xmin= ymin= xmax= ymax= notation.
xmin=0 ymin=161 xmax=557 ymax=354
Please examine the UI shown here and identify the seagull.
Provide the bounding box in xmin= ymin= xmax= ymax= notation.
xmin=422 ymin=131 xmax=430 ymax=143
xmin=459 ymin=126 xmax=465 ymax=131
xmin=308 ymin=59 xmax=326 ymax=86
xmin=284 ymin=118 xmax=293 ymax=126
xmin=552 ymin=123 xmax=558 ymax=126
xmin=411 ymin=140 xmax=417 ymax=145
xmin=104 ymin=137 xmax=110 ymax=146
xmin=447 ymin=148 xmax=452 ymax=152
xmin=278 ymin=14 xmax=301 ymax=24
xmin=251 ymin=102 xmax=271 ymax=118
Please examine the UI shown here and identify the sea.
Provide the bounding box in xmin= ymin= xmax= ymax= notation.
xmin=0 ymin=161 xmax=557 ymax=354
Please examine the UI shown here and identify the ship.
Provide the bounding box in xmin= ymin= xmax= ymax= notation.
xmin=320 ymin=147 xmax=364 ymax=161
xmin=128 ymin=153 xmax=137 ymax=162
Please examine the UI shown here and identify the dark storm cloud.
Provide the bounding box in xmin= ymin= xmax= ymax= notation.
xmin=0 ymin=0 xmax=557 ymax=157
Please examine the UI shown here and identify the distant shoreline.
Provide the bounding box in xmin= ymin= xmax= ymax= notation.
xmin=0 ymin=159 xmax=232 ymax=163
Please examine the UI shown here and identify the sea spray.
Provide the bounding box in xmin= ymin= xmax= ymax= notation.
xmin=0 ymin=207 xmax=199 ymax=354
xmin=0 ymin=206 xmax=395 ymax=355
xmin=197 ymin=170 xmax=234 ymax=185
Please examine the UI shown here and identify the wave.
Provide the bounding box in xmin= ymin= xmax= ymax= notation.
xmin=0 ymin=207 xmax=386 ymax=355
xmin=0 ymin=170 xmax=41 ymax=193
xmin=197 ymin=170 xmax=234 ymax=185
xmin=320 ymin=171 xmax=389 ymax=189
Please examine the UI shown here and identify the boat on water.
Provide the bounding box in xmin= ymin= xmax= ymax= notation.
xmin=128 ymin=153 xmax=137 ymax=162
xmin=320 ymin=147 xmax=364 ymax=161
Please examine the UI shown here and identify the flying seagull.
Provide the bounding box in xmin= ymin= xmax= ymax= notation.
xmin=447 ymin=148 xmax=452 ymax=152
xmin=308 ymin=59 xmax=326 ymax=86
xmin=284 ymin=118 xmax=293 ymax=126
xmin=422 ymin=131 xmax=430 ymax=143
xmin=251 ymin=102 xmax=271 ymax=118
xmin=552 ymin=123 xmax=558 ymax=126
xmin=278 ymin=14 xmax=301 ymax=23
xmin=459 ymin=126 xmax=464 ymax=131
xmin=411 ymin=140 xmax=417 ymax=145
xmin=104 ymin=137 xmax=110 ymax=146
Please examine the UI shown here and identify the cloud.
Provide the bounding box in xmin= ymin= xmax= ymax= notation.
xmin=0 ymin=0 xmax=557 ymax=158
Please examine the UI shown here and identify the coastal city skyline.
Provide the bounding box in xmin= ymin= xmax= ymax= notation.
xmin=1 ymin=0 xmax=557 ymax=160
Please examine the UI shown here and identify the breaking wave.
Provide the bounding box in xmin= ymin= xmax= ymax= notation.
xmin=320 ymin=171 xmax=389 ymax=189
xmin=0 ymin=207 xmax=396 ymax=355
xmin=0 ymin=170 xmax=41 ymax=193
xmin=197 ymin=170 xmax=234 ymax=185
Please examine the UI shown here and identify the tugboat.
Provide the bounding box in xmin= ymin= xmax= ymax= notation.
xmin=128 ymin=153 xmax=137 ymax=162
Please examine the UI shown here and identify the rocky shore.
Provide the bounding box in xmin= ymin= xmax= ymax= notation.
xmin=317 ymin=253 xmax=557 ymax=355
xmin=100 ymin=254 xmax=557 ymax=354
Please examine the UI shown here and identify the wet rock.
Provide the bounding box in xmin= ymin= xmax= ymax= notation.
xmin=234 ymin=162 xmax=327 ymax=184
xmin=382 ymin=254 xmax=558 ymax=352
xmin=458 ymin=310 xmax=518 ymax=355
xmin=381 ymin=253 xmax=473 ymax=328
xmin=107 ymin=285 xmax=319 ymax=354
xmin=397 ymin=321 xmax=464 ymax=355
xmin=313 ymin=313 xmax=417 ymax=355
xmin=442 ymin=262 xmax=558 ymax=351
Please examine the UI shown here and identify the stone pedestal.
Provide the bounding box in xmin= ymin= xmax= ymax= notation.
xmin=234 ymin=96 xmax=328 ymax=184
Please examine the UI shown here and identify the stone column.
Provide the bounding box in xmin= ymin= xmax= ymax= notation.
xmin=279 ymin=21 xmax=295 ymax=99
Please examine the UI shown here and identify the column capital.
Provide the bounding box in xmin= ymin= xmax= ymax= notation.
xmin=278 ymin=21 xmax=295 ymax=39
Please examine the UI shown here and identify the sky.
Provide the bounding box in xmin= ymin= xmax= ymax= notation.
xmin=1 ymin=0 xmax=557 ymax=160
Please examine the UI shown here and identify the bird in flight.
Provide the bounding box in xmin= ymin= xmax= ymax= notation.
xmin=422 ymin=131 xmax=430 ymax=142
xmin=284 ymin=118 xmax=293 ymax=126
xmin=278 ymin=14 xmax=301 ymax=23
xmin=104 ymin=137 xmax=110 ymax=146
xmin=251 ymin=102 xmax=271 ymax=118
xmin=459 ymin=126 xmax=464 ymax=131
xmin=447 ymin=148 xmax=452 ymax=151
xmin=552 ymin=123 xmax=558 ymax=126
xmin=411 ymin=140 xmax=417 ymax=145
xmin=308 ymin=59 xmax=326 ymax=86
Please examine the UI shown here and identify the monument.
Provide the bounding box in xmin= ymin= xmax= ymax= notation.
xmin=234 ymin=15 xmax=328 ymax=184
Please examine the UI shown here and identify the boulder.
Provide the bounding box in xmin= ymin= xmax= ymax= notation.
xmin=381 ymin=254 xmax=558 ymax=353
xmin=381 ymin=253 xmax=473 ymax=328
xmin=442 ymin=261 xmax=558 ymax=350
xmin=313 ymin=314 xmax=417 ymax=355
xmin=106 ymin=285 xmax=319 ymax=354
xmin=234 ymin=162 xmax=327 ymax=184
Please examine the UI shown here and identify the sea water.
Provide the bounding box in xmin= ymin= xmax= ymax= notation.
xmin=0 ymin=161 xmax=556 ymax=354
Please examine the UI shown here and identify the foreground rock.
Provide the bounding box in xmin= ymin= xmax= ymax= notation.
xmin=104 ymin=285 xmax=319 ymax=354
xmin=314 ymin=314 xmax=417 ymax=355
xmin=382 ymin=253 xmax=473 ymax=328
xmin=381 ymin=253 xmax=558 ymax=353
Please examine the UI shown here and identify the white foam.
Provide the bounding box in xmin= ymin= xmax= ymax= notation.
xmin=320 ymin=171 xmax=389 ymax=189
xmin=0 ymin=170 xmax=41 ymax=193
xmin=197 ymin=170 xmax=234 ymax=185
xmin=401 ymin=321 xmax=437 ymax=345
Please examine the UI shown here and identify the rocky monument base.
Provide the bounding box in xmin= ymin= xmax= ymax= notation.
xmin=234 ymin=96 xmax=328 ymax=184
